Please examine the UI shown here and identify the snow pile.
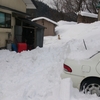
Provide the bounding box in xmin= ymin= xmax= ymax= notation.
xmin=55 ymin=21 xmax=100 ymax=60
xmin=0 ymin=21 xmax=100 ymax=100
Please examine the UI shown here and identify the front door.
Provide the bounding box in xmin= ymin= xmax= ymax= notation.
xmin=22 ymin=28 xmax=35 ymax=50
xmin=14 ymin=26 xmax=23 ymax=43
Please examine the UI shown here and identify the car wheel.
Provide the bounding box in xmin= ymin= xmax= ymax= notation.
xmin=80 ymin=78 xmax=100 ymax=97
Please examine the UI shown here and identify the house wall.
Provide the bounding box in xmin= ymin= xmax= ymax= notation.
xmin=0 ymin=0 xmax=26 ymax=48
xmin=0 ymin=0 xmax=26 ymax=12
xmin=98 ymin=10 xmax=100 ymax=20
xmin=0 ymin=9 xmax=12 ymax=48
xmin=35 ymin=19 xmax=56 ymax=36
xmin=77 ymin=15 xmax=97 ymax=23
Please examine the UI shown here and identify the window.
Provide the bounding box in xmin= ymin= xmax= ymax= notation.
xmin=0 ymin=12 xmax=11 ymax=28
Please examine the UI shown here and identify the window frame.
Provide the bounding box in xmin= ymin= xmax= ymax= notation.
xmin=0 ymin=11 xmax=11 ymax=28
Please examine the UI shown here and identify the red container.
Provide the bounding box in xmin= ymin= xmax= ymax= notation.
xmin=18 ymin=43 xmax=27 ymax=53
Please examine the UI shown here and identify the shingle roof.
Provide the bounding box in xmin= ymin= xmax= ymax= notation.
xmin=31 ymin=0 xmax=38 ymax=8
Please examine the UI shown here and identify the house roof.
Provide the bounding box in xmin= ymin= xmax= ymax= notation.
xmin=18 ymin=18 xmax=45 ymax=29
xmin=78 ymin=11 xmax=98 ymax=18
xmin=31 ymin=0 xmax=38 ymax=8
xmin=23 ymin=0 xmax=37 ymax=9
xmin=31 ymin=17 xmax=58 ymax=25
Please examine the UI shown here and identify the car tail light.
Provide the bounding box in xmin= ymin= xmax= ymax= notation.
xmin=64 ymin=64 xmax=72 ymax=72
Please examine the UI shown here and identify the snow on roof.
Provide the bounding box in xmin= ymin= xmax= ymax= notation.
xmin=78 ymin=11 xmax=98 ymax=18
xmin=23 ymin=0 xmax=36 ymax=9
xmin=31 ymin=17 xmax=58 ymax=25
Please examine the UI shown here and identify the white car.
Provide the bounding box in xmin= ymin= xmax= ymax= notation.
xmin=61 ymin=51 xmax=100 ymax=96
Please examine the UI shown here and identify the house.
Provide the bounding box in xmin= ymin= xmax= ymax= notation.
xmin=77 ymin=11 xmax=98 ymax=23
xmin=0 ymin=0 xmax=45 ymax=50
xmin=96 ymin=2 xmax=100 ymax=20
xmin=32 ymin=17 xmax=57 ymax=36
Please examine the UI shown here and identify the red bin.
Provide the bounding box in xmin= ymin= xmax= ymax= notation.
xmin=18 ymin=43 xmax=27 ymax=53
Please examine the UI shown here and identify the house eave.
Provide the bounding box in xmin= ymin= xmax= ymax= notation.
xmin=31 ymin=0 xmax=38 ymax=9
xmin=32 ymin=17 xmax=58 ymax=26
xmin=18 ymin=18 xmax=45 ymax=29
xmin=22 ymin=0 xmax=38 ymax=9
xmin=0 ymin=5 xmax=31 ymax=18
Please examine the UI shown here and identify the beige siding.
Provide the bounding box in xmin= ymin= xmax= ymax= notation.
xmin=0 ymin=9 xmax=11 ymax=48
xmin=0 ymin=0 xmax=26 ymax=12
xmin=0 ymin=32 xmax=8 ymax=47
xmin=35 ymin=19 xmax=56 ymax=36
xmin=0 ymin=0 xmax=26 ymax=48
xmin=0 ymin=14 xmax=15 ymax=47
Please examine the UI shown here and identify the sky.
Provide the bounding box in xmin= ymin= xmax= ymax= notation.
xmin=0 ymin=20 xmax=100 ymax=100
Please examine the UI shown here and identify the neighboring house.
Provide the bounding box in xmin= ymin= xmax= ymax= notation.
xmin=32 ymin=17 xmax=57 ymax=36
xmin=0 ymin=0 xmax=44 ymax=49
xmin=77 ymin=11 xmax=98 ymax=23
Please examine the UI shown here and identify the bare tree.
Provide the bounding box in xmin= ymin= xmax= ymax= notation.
xmin=52 ymin=0 xmax=99 ymax=14
xmin=77 ymin=0 xmax=99 ymax=13
xmin=77 ymin=0 xmax=83 ymax=11
xmin=52 ymin=0 xmax=65 ymax=12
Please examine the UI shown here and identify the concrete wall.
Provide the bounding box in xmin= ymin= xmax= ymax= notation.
xmin=0 ymin=0 xmax=26 ymax=48
xmin=35 ymin=19 xmax=56 ymax=36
